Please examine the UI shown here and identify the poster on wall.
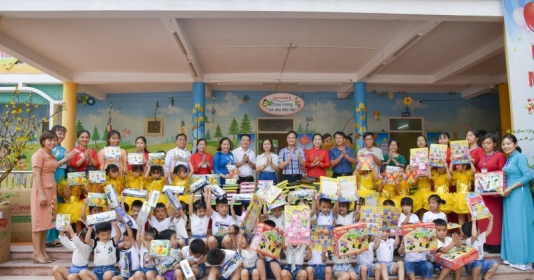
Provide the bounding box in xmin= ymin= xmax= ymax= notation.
xmin=297 ymin=133 xmax=313 ymax=151
xmin=259 ymin=93 xmax=305 ymax=115
xmin=426 ymin=132 xmax=441 ymax=145
xmin=374 ymin=132 xmax=389 ymax=155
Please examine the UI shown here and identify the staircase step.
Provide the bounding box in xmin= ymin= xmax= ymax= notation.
xmin=10 ymin=244 xmax=73 ymax=261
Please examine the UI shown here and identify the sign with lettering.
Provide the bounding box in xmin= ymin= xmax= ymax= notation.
xmin=259 ymin=93 xmax=305 ymax=115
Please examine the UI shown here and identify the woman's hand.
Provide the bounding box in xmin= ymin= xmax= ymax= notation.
xmin=502 ymin=187 xmax=512 ymax=197
xmin=39 ymin=192 xmax=48 ymax=207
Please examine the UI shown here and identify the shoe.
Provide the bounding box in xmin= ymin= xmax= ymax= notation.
xmin=33 ymin=258 xmax=52 ymax=264
xmin=503 ymin=260 xmax=510 ymax=265
xmin=510 ymin=263 xmax=532 ymax=271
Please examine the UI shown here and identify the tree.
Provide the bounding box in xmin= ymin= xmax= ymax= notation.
xmin=75 ymin=119 xmax=85 ymax=133
xmin=214 ymin=124 xmax=223 ymax=141
xmin=0 ymin=89 xmax=63 ymax=185
xmin=228 ymin=118 xmax=240 ymax=139
xmin=101 ymin=127 xmax=108 ymax=142
xmin=297 ymin=124 xmax=304 ymax=132
xmin=205 ymin=129 xmax=212 ymax=141
xmin=91 ymin=126 xmax=100 ymax=145
xmin=239 ymin=113 xmax=252 ymax=134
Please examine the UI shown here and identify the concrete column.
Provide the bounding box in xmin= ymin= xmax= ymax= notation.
xmin=497 ymin=83 xmax=511 ymax=136
xmin=192 ymin=82 xmax=206 ymax=145
xmin=61 ymin=82 xmax=77 ymax=150
xmin=354 ymin=82 xmax=367 ymax=151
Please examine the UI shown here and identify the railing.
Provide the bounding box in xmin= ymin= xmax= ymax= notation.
xmin=0 ymin=171 xmax=33 ymax=189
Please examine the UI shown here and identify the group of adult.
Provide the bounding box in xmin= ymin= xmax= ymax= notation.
xmin=30 ymin=126 xmax=534 ymax=269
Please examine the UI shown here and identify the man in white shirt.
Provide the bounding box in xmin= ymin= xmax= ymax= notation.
xmin=165 ymin=133 xmax=191 ymax=183
xmin=357 ymin=132 xmax=384 ymax=175
xmin=232 ymin=134 xmax=256 ymax=184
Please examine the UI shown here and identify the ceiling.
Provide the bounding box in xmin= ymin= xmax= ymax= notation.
xmin=0 ymin=0 xmax=506 ymax=99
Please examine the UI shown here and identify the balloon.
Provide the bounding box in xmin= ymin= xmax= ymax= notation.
xmin=514 ymin=7 xmax=528 ymax=30
xmin=523 ymin=2 xmax=534 ymax=31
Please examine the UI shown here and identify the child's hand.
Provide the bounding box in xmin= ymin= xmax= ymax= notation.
xmin=488 ymin=213 xmax=493 ymax=221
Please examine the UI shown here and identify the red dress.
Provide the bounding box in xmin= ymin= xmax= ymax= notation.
xmin=469 ymin=147 xmax=484 ymax=170
xmin=69 ymin=146 xmax=100 ymax=172
xmin=189 ymin=152 xmax=214 ymax=175
xmin=475 ymin=151 xmax=506 ymax=246
xmin=305 ymin=148 xmax=330 ymax=177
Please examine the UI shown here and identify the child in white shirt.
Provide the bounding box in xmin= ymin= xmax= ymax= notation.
xmin=374 ymin=228 xmax=404 ymax=280
xmin=306 ymin=246 xmax=333 ymax=280
xmin=281 ymin=244 xmax=307 ymax=280
xmin=52 ymin=225 xmax=92 ymax=280
xmin=113 ymin=226 xmax=139 ymax=280
xmin=312 ymin=192 xmax=335 ymax=226
xmin=355 ymin=236 xmax=381 ymax=280
xmin=333 ymin=190 xmax=359 ymax=226
xmin=263 ymin=204 xmax=285 ymax=231
xmin=433 ymin=218 xmax=462 ymax=280
xmin=462 ymin=215 xmax=499 ymax=278
xmin=206 ymin=189 xmax=236 ymax=250
xmin=422 ymin=194 xmax=447 ymax=223
xmin=398 ymin=237 xmax=433 ymax=280
xmin=80 ymin=222 xmax=121 ymax=280
xmin=206 ymin=248 xmax=241 ymax=280
xmin=189 ymin=190 xmax=210 ymax=246
xmin=173 ymin=239 xmax=207 ymax=280
xmin=169 ymin=202 xmax=188 ymax=248
xmin=237 ymin=229 xmax=266 ymax=280
xmin=398 ymin=197 xmax=420 ymax=227
xmin=148 ymin=202 xmax=171 ymax=233
xmin=133 ymin=228 xmax=158 ymax=280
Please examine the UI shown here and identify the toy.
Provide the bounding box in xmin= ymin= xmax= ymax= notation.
xmin=87 ymin=193 xmax=107 ymax=207
xmin=429 ymin=144 xmax=447 ymax=167
xmin=164 ymin=189 xmax=181 ymax=211
xmin=410 ymin=148 xmax=429 ymax=175
xmin=104 ymin=184 xmax=119 ymax=208
xmin=402 ymin=222 xmax=437 ymax=252
xmin=88 ymin=170 xmax=106 ymax=183
xmin=240 ymin=195 xmax=263 ymax=236
xmin=338 ymin=175 xmax=358 ymax=201
xmin=149 ymin=240 xmax=171 ymax=257
xmin=450 ymin=140 xmax=470 ymax=164
xmin=474 ymin=172 xmax=506 ymax=195
xmin=148 ymin=152 xmax=165 ymax=166
xmin=382 ymin=206 xmax=401 ymax=230
xmin=310 ymin=225 xmax=334 ymax=251
xmin=333 ymin=223 xmax=369 ymax=257
xmin=162 ymin=185 xmax=185 ymax=194
xmin=464 ymin=193 xmax=491 ymax=219
xmin=220 ymin=253 xmax=244 ymax=279
xmin=127 ymin=153 xmax=144 ymax=165
xmin=436 ymin=245 xmax=479 ymax=270
xmin=358 ymin=157 xmax=373 ymax=171
xmin=320 ymin=176 xmax=339 ymax=200
xmin=284 ymin=205 xmax=311 ymax=245
xmin=122 ymin=188 xmax=147 ymax=198
xmin=250 ymin=223 xmax=283 ymax=259
xmin=86 ymin=211 xmax=117 ymax=225
xmin=255 ymin=183 xmax=282 ymax=204
xmin=360 ymin=206 xmax=382 ymax=236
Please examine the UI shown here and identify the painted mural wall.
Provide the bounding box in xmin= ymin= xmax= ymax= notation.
xmin=73 ymin=90 xmax=501 ymax=152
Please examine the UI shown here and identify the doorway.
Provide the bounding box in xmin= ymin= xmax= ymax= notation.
xmin=388 ymin=117 xmax=424 ymax=160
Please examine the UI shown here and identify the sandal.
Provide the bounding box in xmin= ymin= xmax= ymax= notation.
xmin=34 ymin=258 xmax=53 ymax=264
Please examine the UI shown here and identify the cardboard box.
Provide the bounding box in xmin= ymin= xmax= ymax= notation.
xmin=436 ymin=245 xmax=479 ymax=270
xmin=122 ymin=188 xmax=147 ymax=198
xmin=429 ymin=144 xmax=447 ymax=167
xmin=250 ymin=223 xmax=283 ymax=259
xmin=127 ymin=153 xmax=144 ymax=165
xmin=190 ymin=174 xmax=218 ymax=186
xmin=87 ymin=193 xmax=107 ymax=207
xmin=284 ymin=205 xmax=311 ymax=245
xmin=360 ymin=206 xmax=383 ymax=236
xmin=357 ymin=157 xmax=373 ymax=171
xmin=148 ymin=190 xmax=160 ymax=208
xmin=0 ymin=202 xmax=12 ymax=264
xmin=164 ymin=189 xmax=181 ymax=211
xmin=104 ymin=184 xmax=119 ymax=208
xmin=156 ymin=249 xmax=182 ymax=274
xmin=333 ymin=222 xmax=369 ymax=257
xmin=220 ymin=253 xmax=244 ymax=279
xmin=320 ymin=176 xmax=338 ymax=200
xmin=311 ymin=225 xmax=334 ymax=251
xmin=162 ymin=185 xmax=185 ymax=194
xmin=474 ymin=172 xmax=506 ymax=195
xmin=0 ymin=189 xmax=31 ymax=242
xmin=180 ymin=259 xmax=196 ymax=280
xmin=338 ymin=176 xmax=358 ymax=202
xmin=464 ymin=193 xmax=491 ymax=219
xmin=148 ymin=152 xmax=165 ymax=166
xmin=402 ymin=223 xmax=437 ymax=253
xmin=86 ymin=211 xmax=116 ymax=225
xmin=56 ymin=214 xmax=70 ymax=231
xmin=104 ymin=146 xmax=121 ymax=159
xmin=67 ymin=172 xmax=87 ymax=186
xmin=88 ymin=171 xmax=106 ymax=183
xmin=150 ymin=240 xmax=171 ymax=257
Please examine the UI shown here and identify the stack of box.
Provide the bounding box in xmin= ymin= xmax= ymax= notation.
xmin=222 ymin=183 xmax=239 ymax=200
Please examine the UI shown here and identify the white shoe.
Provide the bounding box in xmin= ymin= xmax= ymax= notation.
xmin=503 ymin=260 xmax=510 ymax=265
xmin=510 ymin=263 xmax=532 ymax=271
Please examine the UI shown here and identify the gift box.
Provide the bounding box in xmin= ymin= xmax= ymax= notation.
xmin=364 ymin=192 xmax=379 ymax=206
xmin=87 ymin=211 xmax=117 ymax=225
xmin=87 ymin=193 xmax=107 ymax=207
xmin=268 ymin=193 xmax=287 ymax=211
xmin=148 ymin=152 xmax=165 ymax=166
xmin=67 ymin=172 xmax=87 ymax=186
xmin=360 ymin=206 xmax=383 ymax=236
xmin=450 ymin=140 xmax=470 ymax=164
xmin=284 ymin=205 xmax=311 ymax=245
xmin=358 ymin=157 xmax=373 ymax=171
xmin=128 ymin=153 xmax=144 ymax=165
xmin=180 ymin=259 xmax=196 ymax=280
xmin=405 ymin=170 xmax=417 ymax=184
xmin=122 ymin=188 xmax=147 ymax=198
xmin=320 ymin=176 xmax=339 ymax=200
xmin=410 ymin=148 xmax=429 ymax=166
xmin=104 ymin=184 xmax=119 ymax=208
xmin=333 ymin=222 xmax=369 ymax=257
xmin=220 ymin=253 xmax=244 ymax=279
xmin=288 ymin=189 xmax=314 ymax=204
xmin=464 ymin=193 xmax=491 ymax=219
xmin=311 ymin=225 xmax=334 ymax=251
xmin=150 ymin=240 xmax=171 ymax=257
xmin=474 ymin=171 xmax=506 ymax=195
xmin=402 ymin=222 xmax=437 ymax=252
xmin=136 ymin=201 xmax=152 ymax=227
xmin=56 ymin=214 xmax=70 ymax=231
xmin=338 ymin=176 xmax=358 ymax=202
xmin=88 ymin=171 xmax=106 ymax=183
xmin=104 ymin=146 xmax=121 ymax=159
xmin=164 ymin=189 xmax=181 ymax=211
xmin=383 ymin=206 xmax=401 ymax=230
xmin=156 ymin=249 xmax=182 ymax=274
xmin=162 ymin=185 xmax=185 ymax=194
xmin=148 ymin=190 xmax=160 ymax=208
xmin=250 ymin=223 xmax=283 ymax=259
xmin=232 ymin=193 xmax=253 ymax=201
xmin=436 ymin=245 xmax=479 ymax=270
xmin=429 ymin=144 xmax=447 ymax=167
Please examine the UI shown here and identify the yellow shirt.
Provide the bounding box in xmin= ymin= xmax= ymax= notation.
xmin=106 ymin=176 xmax=124 ymax=195
xmin=126 ymin=173 xmax=144 ymax=190
xmin=398 ymin=180 xmax=411 ymax=197
xmin=416 ymin=176 xmax=432 ymax=191
xmin=453 ymin=170 xmax=473 ymax=193
xmin=357 ymin=171 xmax=377 ymax=191
xmin=432 ymin=171 xmax=450 ymax=194
xmin=146 ymin=178 xmax=165 ymax=192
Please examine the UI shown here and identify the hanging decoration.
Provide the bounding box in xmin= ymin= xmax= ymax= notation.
xmin=373 ymin=111 xmax=381 ymax=121
xmin=169 ymin=95 xmax=175 ymax=107
xmin=154 ymin=101 xmax=159 ymax=121
xmin=107 ymin=102 xmax=113 ymax=131
xmin=87 ymin=97 xmax=95 ymax=106
xmin=210 ymin=96 xmax=216 ymax=127
xmin=242 ymin=95 xmax=250 ymax=103
xmin=403 ymin=96 xmax=413 ymax=106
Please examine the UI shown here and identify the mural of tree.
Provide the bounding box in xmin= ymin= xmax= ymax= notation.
xmin=297 ymin=124 xmax=304 ymax=132
xmin=76 ymin=119 xmax=85 ymax=133
xmin=101 ymin=127 xmax=108 ymax=142
xmin=239 ymin=113 xmax=252 ymax=134
xmin=214 ymin=124 xmax=223 ymax=141
xmin=91 ymin=126 xmax=100 ymax=145
xmin=192 ymin=103 xmax=205 ymax=143
xmin=228 ymin=118 xmax=239 ymax=139
xmin=205 ymin=129 xmax=212 ymax=141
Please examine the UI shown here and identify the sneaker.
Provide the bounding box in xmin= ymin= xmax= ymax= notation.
xmin=510 ymin=263 xmax=532 ymax=271
xmin=503 ymin=260 xmax=510 ymax=265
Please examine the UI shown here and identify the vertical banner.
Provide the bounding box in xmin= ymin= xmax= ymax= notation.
xmin=503 ymin=0 xmax=534 ymax=163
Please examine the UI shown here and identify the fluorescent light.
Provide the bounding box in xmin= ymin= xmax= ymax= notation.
xmin=171 ymin=31 xmax=188 ymax=56
xmin=398 ymin=124 xmax=409 ymax=129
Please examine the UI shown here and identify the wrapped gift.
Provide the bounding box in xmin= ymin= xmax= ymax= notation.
xmin=190 ymin=176 xmax=208 ymax=193
xmin=119 ymin=251 xmax=131 ymax=277
xmin=360 ymin=206 xmax=383 ymax=236
xmin=148 ymin=152 xmax=165 ymax=166
xmin=333 ymin=222 xmax=369 ymax=257
xmin=87 ymin=211 xmax=117 ymax=225
xmin=284 ymin=205 xmax=311 ymax=245
xmin=67 ymin=172 xmax=87 ymax=186
xmin=250 ymin=223 xmax=283 ymax=259
xmin=320 ymin=176 xmax=339 ymax=200
xmin=447 ymin=222 xmax=461 ymax=230
xmin=358 ymin=156 xmax=373 ymax=171
xmin=148 ymin=190 xmax=160 ymax=208
xmin=311 ymin=225 xmax=334 ymax=251
xmin=474 ymin=171 xmax=506 ymax=195
xmin=227 ymin=165 xmax=238 ymax=179
xmin=288 ymin=189 xmax=314 ymax=204
xmin=429 ymin=144 xmax=447 ymax=167
xmin=402 ymin=222 xmax=437 ymax=252
xmin=338 ymin=176 xmax=358 ymax=202
xmin=220 ymin=253 xmax=244 ymax=279
xmin=150 ymin=240 xmax=171 ymax=257
xmin=436 ymin=245 xmax=479 ymax=270
xmin=88 ymin=170 xmax=106 ymax=183
xmin=162 ymin=185 xmax=185 ymax=194
xmin=87 ymin=193 xmax=107 ymax=207
xmin=190 ymin=174 xmax=218 ymax=186
xmin=128 ymin=153 xmax=144 ymax=165
xmin=56 ymin=214 xmax=70 ymax=231
xmin=464 ymin=193 xmax=490 ymax=219
xmin=450 ymin=140 xmax=470 ymax=164
xmin=383 ymin=207 xmax=401 ymax=230
xmin=104 ymin=184 xmax=119 ymax=209
xmin=385 ymin=166 xmax=400 ymax=184
xmin=104 ymin=146 xmax=121 ymax=159
xmin=122 ymin=188 xmax=147 ymax=198
xmin=115 ymin=206 xmax=133 ymax=227
xmin=240 ymin=195 xmax=263 ymax=236
xmin=180 ymin=259 xmax=196 ymax=280
xmin=256 ymin=183 xmax=283 ymax=204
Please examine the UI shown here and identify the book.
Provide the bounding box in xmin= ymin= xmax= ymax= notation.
xmin=382 ymin=207 xmax=401 ymax=230
xmin=122 ymin=188 xmax=147 ymax=198
xmin=402 ymin=222 xmax=437 ymax=252
xmin=429 ymin=144 xmax=447 ymax=167
xmin=162 ymin=185 xmax=185 ymax=194
xmin=333 ymin=223 xmax=369 ymax=257
xmin=104 ymin=184 xmax=119 ymax=208
xmin=240 ymin=194 xmax=263 ymax=236
xmin=250 ymin=223 xmax=284 ymax=259
xmin=410 ymin=148 xmax=429 ymax=175
xmin=220 ymin=253 xmax=244 ymax=279
xmin=288 ymin=189 xmax=314 ymax=204
xmin=255 ymin=183 xmax=282 ymax=204
xmin=87 ymin=193 xmax=107 ymax=207
xmin=338 ymin=175 xmax=358 ymax=202
xmin=474 ymin=171 xmax=506 ymax=195
xmin=127 ymin=153 xmax=144 ymax=165
xmin=450 ymin=140 xmax=470 ymax=164
xmin=360 ymin=206 xmax=383 ymax=236
xmin=56 ymin=214 xmax=70 ymax=231
xmin=311 ymin=225 xmax=334 ymax=251
xmin=227 ymin=165 xmax=238 ymax=179
xmin=190 ymin=174 xmax=219 ymax=186
xmin=385 ymin=166 xmax=401 ymax=184
xmin=148 ymin=152 xmax=165 ymax=166
xmin=87 ymin=211 xmax=117 ymax=225
xmin=436 ymin=245 xmax=479 ymax=270
xmin=284 ymin=205 xmax=311 ymax=245
xmin=88 ymin=170 xmax=106 ymax=183
xmin=464 ymin=193 xmax=491 ymax=219
xmin=104 ymin=146 xmax=121 ymax=159
xmin=319 ymin=176 xmax=339 ymax=200
xmin=150 ymin=240 xmax=171 ymax=257
xmin=364 ymin=192 xmax=379 ymax=206
xmin=358 ymin=156 xmax=373 ymax=171
xmin=67 ymin=172 xmax=87 ymax=186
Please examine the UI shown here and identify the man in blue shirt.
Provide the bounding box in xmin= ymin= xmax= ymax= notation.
xmin=329 ymin=131 xmax=356 ymax=178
